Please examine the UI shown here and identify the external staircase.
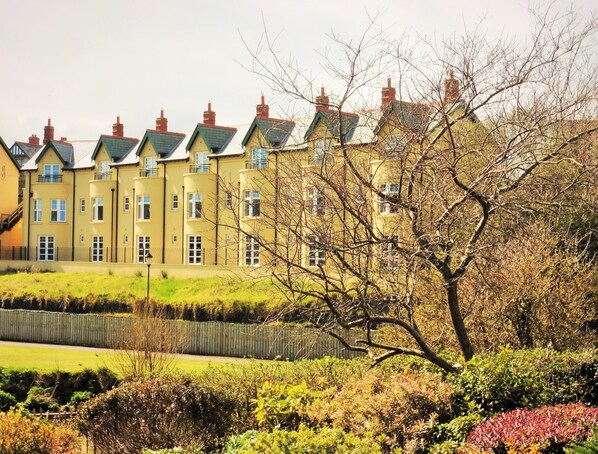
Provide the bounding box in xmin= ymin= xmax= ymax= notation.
xmin=0 ymin=203 xmax=23 ymax=234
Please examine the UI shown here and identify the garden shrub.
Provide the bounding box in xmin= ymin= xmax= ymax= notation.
xmin=448 ymin=349 xmax=597 ymax=414
xmin=565 ymin=430 xmax=598 ymax=453
xmin=428 ymin=412 xmax=484 ymax=452
xmin=0 ymin=389 xmax=16 ymax=411
xmin=307 ymin=368 xmax=456 ymax=451
xmin=0 ymin=368 xmax=37 ymax=401
xmin=222 ymin=425 xmax=382 ymax=454
xmin=0 ymin=410 xmax=80 ymax=454
xmin=254 ymin=380 xmax=318 ymax=429
xmin=77 ymin=375 xmax=238 ymax=454
xmin=68 ymin=390 xmax=93 ymax=407
xmin=465 ymin=403 xmax=598 ymax=453
xmin=24 ymin=386 xmax=58 ymax=411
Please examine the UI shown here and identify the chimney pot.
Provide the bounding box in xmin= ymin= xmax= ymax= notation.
xmin=156 ymin=109 xmax=168 ymax=132
xmin=28 ymin=134 xmax=40 ymax=146
xmin=203 ymin=102 xmax=216 ymax=126
xmin=60 ymin=137 xmax=68 ymax=142
xmin=444 ymin=70 xmax=460 ymax=104
xmin=315 ymin=87 xmax=330 ymax=112
xmin=112 ymin=115 xmax=124 ymax=137
xmin=256 ymin=95 xmax=269 ymax=119
xmin=381 ymin=78 xmax=396 ymax=110
xmin=43 ymin=118 xmax=54 ymax=144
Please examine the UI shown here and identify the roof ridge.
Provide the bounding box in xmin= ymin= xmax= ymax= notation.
xmin=146 ymin=129 xmax=186 ymax=137
xmin=197 ymin=123 xmax=238 ymax=131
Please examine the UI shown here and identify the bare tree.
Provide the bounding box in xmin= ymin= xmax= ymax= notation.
xmin=232 ymin=7 xmax=598 ymax=372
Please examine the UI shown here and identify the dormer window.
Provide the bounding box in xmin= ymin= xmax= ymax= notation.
xmin=40 ymin=164 xmax=61 ymax=183
xmin=249 ymin=148 xmax=267 ymax=169
xmin=142 ymin=156 xmax=157 ymax=177
xmin=193 ymin=152 xmax=209 ymax=174
xmin=385 ymin=134 xmax=407 ymax=160
xmin=313 ymin=140 xmax=330 ymax=165
xmin=96 ymin=161 xmax=110 ymax=180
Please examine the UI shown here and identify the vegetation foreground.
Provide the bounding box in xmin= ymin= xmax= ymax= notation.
xmin=0 ymin=349 xmax=596 ymax=453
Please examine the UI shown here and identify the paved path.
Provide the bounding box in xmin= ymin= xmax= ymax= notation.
xmin=0 ymin=340 xmax=254 ymax=364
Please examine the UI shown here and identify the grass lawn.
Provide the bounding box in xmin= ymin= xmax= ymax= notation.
xmin=0 ymin=344 xmax=235 ymax=375
xmin=0 ymin=271 xmax=287 ymax=320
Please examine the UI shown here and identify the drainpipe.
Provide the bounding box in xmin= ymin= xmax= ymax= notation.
xmin=162 ymin=162 xmax=167 ymax=264
xmin=115 ymin=167 xmax=119 ymax=262
xmin=132 ymin=187 xmax=135 ymax=263
xmin=214 ymin=158 xmax=219 ymax=265
xmin=110 ymin=188 xmax=115 ymax=263
xmin=26 ymin=171 xmax=32 ymax=261
xmin=70 ymin=169 xmax=76 ymax=262
xmin=181 ymin=185 xmax=185 ymax=264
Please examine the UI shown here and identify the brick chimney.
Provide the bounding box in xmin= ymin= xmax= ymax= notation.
xmin=444 ymin=70 xmax=460 ymax=104
xmin=112 ymin=116 xmax=124 ymax=137
xmin=43 ymin=118 xmax=54 ymax=144
xmin=28 ymin=134 xmax=40 ymax=145
xmin=203 ymin=102 xmax=216 ymax=126
xmin=381 ymin=78 xmax=396 ymax=110
xmin=315 ymin=87 xmax=330 ymax=112
xmin=155 ymin=109 xmax=168 ymax=132
xmin=256 ymin=95 xmax=269 ymax=119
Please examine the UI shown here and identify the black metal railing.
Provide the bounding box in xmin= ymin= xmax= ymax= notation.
xmin=37 ymin=174 xmax=63 ymax=183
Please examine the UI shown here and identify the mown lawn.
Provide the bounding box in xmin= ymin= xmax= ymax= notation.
xmin=0 ymin=344 xmax=237 ymax=375
xmin=0 ymin=271 xmax=287 ymax=321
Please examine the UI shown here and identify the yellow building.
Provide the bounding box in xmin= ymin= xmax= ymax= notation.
xmin=0 ymin=135 xmax=22 ymax=257
xmin=17 ymin=75 xmax=465 ymax=268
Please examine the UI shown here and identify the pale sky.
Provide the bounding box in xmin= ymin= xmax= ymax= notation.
xmin=0 ymin=0 xmax=595 ymax=146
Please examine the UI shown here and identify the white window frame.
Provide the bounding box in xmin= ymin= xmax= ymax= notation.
xmin=172 ymin=194 xmax=179 ymax=210
xmin=144 ymin=156 xmax=157 ymax=177
xmin=187 ymin=193 xmax=203 ymax=219
xmin=194 ymin=152 xmax=209 ymax=173
xmin=50 ymin=199 xmax=66 ymax=223
xmin=250 ymin=148 xmax=267 ymax=169
xmin=308 ymin=239 xmax=326 ymax=268
xmin=92 ymin=236 xmax=104 ymax=262
xmin=43 ymin=164 xmax=60 ymax=182
xmin=245 ymin=236 xmax=260 ymax=266
xmin=314 ymin=139 xmax=330 ymax=165
xmin=92 ymin=198 xmax=104 ymax=222
xmin=225 ymin=192 xmax=232 ymax=209
xmin=80 ymin=198 xmax=86 ymax=214
xmin=188 ymin=235 xmax=202 ymax=265
xmin=138 ymin=236 xmax=150 ymax=263
xmin=98 ymin=161 xmax=110 ymax=180
xmin=385 ymin=134 xmax=406 ymax=159
xmin=243 ymin=190 xmax=261 ymax=218
xmin=137 ymin=195 xmax=150 ymax=220
xmin=379 ymin=183 xmax=400 ymax=214
xmin=33 ymin=199 xmax=42 ymax=222
xmin=381 ymin=235 xmax=400 ymax=269
xmin=38 ymin=236 xmax=55 ymax=261
xmin=123 ymin=196 xmax=130 ymax=212
xmin=308 ymin=187 xmax=325 ymax=216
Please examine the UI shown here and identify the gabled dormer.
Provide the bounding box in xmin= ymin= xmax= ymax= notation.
xmin=90 ymin=117 xmax=139 ymax=180
xmin=241 ymin=96 xmax=295 ymax=169
xmin=135 ymin=110 xmax=186 ymax=176
xmin=303 ymin=88 xmax=359 ymax=144
xmin=186 ymin=103 xmax=237 ymax=173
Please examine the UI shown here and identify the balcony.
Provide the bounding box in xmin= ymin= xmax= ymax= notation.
xmin=139 ymin=168 xmax=158 ymax=177
xmin=245 ymin=158 xmax=268 ymax=170
xmin=188 ymin=164 xmax=210 ymax=174
xmin=37 ymin=174 xmax=63 ymax=183
xmin=93 ymin=171 xmax=112 ymax=181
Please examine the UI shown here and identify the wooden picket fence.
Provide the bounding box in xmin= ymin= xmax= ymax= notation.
xmin=0 ymin=309 xmax=362 ymax=360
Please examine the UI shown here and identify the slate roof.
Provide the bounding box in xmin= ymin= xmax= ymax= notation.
xmin=187 ymin=124 xmax=237 ymax=153
xmin=137 ymin=130 xmax=186 ymax=158
xmin=12 ymin=142 xmax=42 ymax=159
xmin=304 ymin=110 xmax=360 ymax=142
xmin=21 ymin=140 xmax=97 ymax=171
xmin=241 ymin=118 xmax=295 ymax=148
xmin=91 ymin=135 xmax=139 ymax=161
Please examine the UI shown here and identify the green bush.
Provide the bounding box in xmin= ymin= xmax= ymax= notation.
xmin=77 ymin=375 xmax=238 ymax=454
xmin=254 ymin=380 xmax=317 ymax=429
xmin=0 ymin=367 xmax=118 ymax=407
xmin=223 ymin=426 xmax=382 ymax=454
xmin=24 ymin=386 xmax=58 ymax=411
xmin=0 ymin=389 xmax=16 ymax=411
xmin=428 ymin=413 xmax=483 ymax=453
xmin=307 ymin=368 xmax=456 ymax=451
xmin=69 ymin=390 xmax=93 ymax=406
xmin=447 ymin=348 xmax=597 ymax=414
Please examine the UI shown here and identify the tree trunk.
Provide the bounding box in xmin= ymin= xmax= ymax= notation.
xmin=446 ymin=280 xmax=474 ymax=361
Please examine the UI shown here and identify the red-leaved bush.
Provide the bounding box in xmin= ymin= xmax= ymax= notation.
xmin=465 ymin=403 xmax=598 ymax=452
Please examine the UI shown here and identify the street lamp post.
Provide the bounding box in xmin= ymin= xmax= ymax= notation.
xmin=145 ymin=251 xmax=153 ymax=309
